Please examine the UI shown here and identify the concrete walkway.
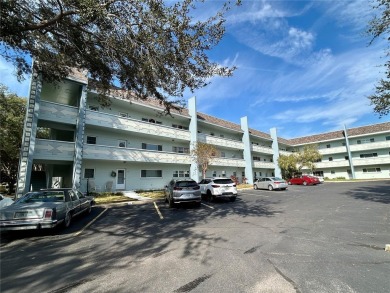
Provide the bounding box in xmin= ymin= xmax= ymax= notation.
xmin=122 ymin=190 xmax=152 ymax=201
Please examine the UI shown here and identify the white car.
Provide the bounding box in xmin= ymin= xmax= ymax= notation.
xmin=254 ymin=177 xmax=288 ymax=191
xmin=198 ymin=177 xmax=237 ymax=202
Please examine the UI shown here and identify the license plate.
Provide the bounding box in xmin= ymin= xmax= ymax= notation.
xmin=14 ymin=212 xmax=28 ymax=218
xmin=182 ymin=194 xmax=194 ymax=198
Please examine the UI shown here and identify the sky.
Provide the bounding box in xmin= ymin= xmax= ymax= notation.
xmin=1 ymin=0 xmax=389 ymax=139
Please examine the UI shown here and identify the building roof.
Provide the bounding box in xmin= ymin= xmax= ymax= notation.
xmin=197 ymin=112 xmax=242 ymax=132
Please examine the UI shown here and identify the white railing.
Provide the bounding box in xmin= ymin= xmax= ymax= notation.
xmin=83 ymin=144 xmax=192 ymax=164
xmin=40 ymin=101 xmax=78 ymax=124
xmin=352 ymin=156 xmax=390 ymax=166
xmin=319 ymin=146 xmax=347 ymax=155
xmin=350 ymin=141 xmax=390 ymax=152
xmin=252 ymin=145 xmax=274 ymax=155
xmin=315 ymin=160 xmax=350 ymax=168
xmin=253 ymin=161 xmax=275 ymax=169
xmin=197 ymin=133 xmax=244 ymax=149
xmin=209 ymin=157 xmax=246 ymax=167
xmin=34 ymin=139 xmax=75 ymax=160
xmin=86 ymin=110 xmax=191 ymax=141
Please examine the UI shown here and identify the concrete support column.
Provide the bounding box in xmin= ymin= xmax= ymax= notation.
xmin=16 ymin=67 xmax=42 ymax=197
xmin=72 ymin=84 xmax=88 ymax=189
xmin=240 ymin=116 xmax=254 ymax=184
xmin=270 ymin=127 xmax=282 ymax=178
xmin=188 ymin=96 xmax=199 ymax=182
xmin=343 ymin=124 xmax=355 ymax=179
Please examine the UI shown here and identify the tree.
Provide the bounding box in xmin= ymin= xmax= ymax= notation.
xmin=367 ymin=0 xmax=390 ymax=116
xmin=0 ymin=0 xmax=239 ymax=112
xmin=297 ymin=144 xmax=322 ymax=173
xmin=0 ymin=85 xmax=26 ymax=194
xmin=191 ymin=142 xmax=219 ymax=179
xmin=277 ymin=154 xmax=298 ymax=179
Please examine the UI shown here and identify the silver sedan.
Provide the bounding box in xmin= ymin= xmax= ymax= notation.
xmin=254 ymin=177 xmax=288 ymax=191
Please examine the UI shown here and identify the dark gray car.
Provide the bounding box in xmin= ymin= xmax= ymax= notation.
xmin=164 ymin=179 xmax=201 ymax=208
xmin=0 ymin=188 xmax=94 ymax=231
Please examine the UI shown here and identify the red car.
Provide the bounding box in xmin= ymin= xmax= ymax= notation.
xmin=288 ymin=175 xmax=320 ymax=186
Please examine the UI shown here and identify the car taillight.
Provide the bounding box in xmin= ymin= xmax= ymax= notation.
xmin=174 ymin=187 xmax=182 ymax=190
xmin=44 ymin=209 xmax=53 ymax=219
xmin=211 ymin=185 xmax=220 ymax=188
xmin=193 ymin=186 xmax=200 ymax=190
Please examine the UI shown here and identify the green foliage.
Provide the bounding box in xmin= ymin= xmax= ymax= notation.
xmin=277 ymin=154 xmax=298 ymax=179
xmin=367 ymin=0 xmax=390 ymax=116
xmin=0 ymin=84 xmax=26 ymax=193
xmin=0 ymin=0 xmax=239 ymax=113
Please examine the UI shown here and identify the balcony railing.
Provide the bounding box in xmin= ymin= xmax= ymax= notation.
xmin=34 ymin=139 xmax=75 ymax=160
xmin=319 ymin=146 xmax=347 ymax=155
xmin=350 ymin=141 xmax=390 ymax=152
xmin=315 ymin=160 xmax=350 ymax=168
xmin=279 ymin=150 xmax=291 ymax=156
xmin=252 ymin=145 xmax=274 ymax=155
xmin=253 ymin=161 xmax=275 ymax=169
xmin=352 ymin=156 xmax=390 ymax=166
xmin=40 ymin=101 xmax=78 ymax=124
xmin=198 ymin=133 xmax=244 ymax=149
xmin=83 ymin=144 xmax=192 ymax=164
xmin=86 ymin=110 xmax=191 ymax=141
xmin=209 ymin=157 xmax=246 ymax=167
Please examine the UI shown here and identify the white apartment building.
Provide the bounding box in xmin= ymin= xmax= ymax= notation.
xmin=16 ymin=72 xmax=390 ymax=196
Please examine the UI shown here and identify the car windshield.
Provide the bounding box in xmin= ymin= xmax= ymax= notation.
xmin=176 ymin=181 xmax=197 ymax=187
xmin=271 ymin=177 xmax=284 ymax=181
xmin=213 ymin=179 xmax=234 ymax=184
xmin=17 ymin=191 xmax=65 ymax=203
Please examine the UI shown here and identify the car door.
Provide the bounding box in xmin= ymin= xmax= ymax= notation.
xmin=76 ymin=190 xmax=90 ymax=212
xmin=198 ymin=179 xmax=208 ymax=194
xmin=259 ymin=178 xmax=267 ymax=189
xmin=68 ymin=190 xmax=81 ymax=214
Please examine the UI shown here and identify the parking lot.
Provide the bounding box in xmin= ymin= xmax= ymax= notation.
xmin=1 ymin=181 xmax=390 ymax=293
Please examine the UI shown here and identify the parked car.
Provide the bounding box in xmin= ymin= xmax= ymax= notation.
xmin=253 ymin=177 xmax=288 ymax=191
xmin=0 ymin=194 xmax=14 ymax=209
xmin=314 ymin=176 xmax=324 ymax=183
xmin=288 ymin=175 xmax=320 ymax=186
xmin=198 ymin=177 xmax=237 ymax=202
xmin=0 ymin=188 xmax=95 ymax=231
xmin=164 ymin=179 xmax=201 ymax=208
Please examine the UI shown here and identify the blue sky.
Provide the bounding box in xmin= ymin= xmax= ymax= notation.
xmin=1 ymin=0 xmax=389 ymax=138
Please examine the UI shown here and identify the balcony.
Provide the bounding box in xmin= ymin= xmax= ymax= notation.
xmin=352 ymin=156 xmax=390 ymax=166
xmin=209 ymin=157 xmax=246 ymax=167
xmin=39 ymin=101 xmax=78 ymax=124
xmin=315 ymin=160 xmax=350 ymax=168
xmin=198 ymin=133 xmax=244 ymax=149
xmin=34 ymin=139 xmax=75 ymax=161
xmin=86 ymin=110 xmax=191 ymax=141
xmin=252 ymin=145 xmax=274 ymax=155
xmin=319 ymin=146 xmax=347 ymax=155
xmin=279 ymin=150 xmax=291 ymax=156
xmin=350 ymin=141 xmax=390 ymax=152
xmin=83 ymin=144 xmax=192 ymax=164
xmin=253 ymin=161 xmax=275 ymax=169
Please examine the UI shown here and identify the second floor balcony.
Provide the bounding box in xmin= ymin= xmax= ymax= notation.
xmin=352 ymin=156 xmax=390 ymax=166
xmin=198 ymin=133 xmax=244 ymax=150
xmin=253 ymin=161 xmax=275 ymax=169
xmin=39 ymin=101 xmax=78 ymax=125
xmin=209 ymin=157 xmax=246 ymax=168
xmin=34 ymin=139 xmax=75 ymax=161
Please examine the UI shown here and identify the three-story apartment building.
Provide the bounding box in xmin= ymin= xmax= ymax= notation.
xmin=16 ymin=71 xmax=390 ymax=196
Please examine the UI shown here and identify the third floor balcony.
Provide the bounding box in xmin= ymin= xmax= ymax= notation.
xmin=39 ymin=101 xmax=78 ymax=124
xmin=197 ymin=133 xmax=244 ymax=150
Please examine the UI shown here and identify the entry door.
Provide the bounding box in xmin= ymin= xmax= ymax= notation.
xmin=116 ymin=169 xmax=126 ymax=190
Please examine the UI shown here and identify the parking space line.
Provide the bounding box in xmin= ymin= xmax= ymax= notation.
xmin=74 ymin=208 xmax=108 ymax=237
xmin=201 ymin=203 xmax=214 ymax=209
xmin=154 ymin=202 xmax=164 ymax=219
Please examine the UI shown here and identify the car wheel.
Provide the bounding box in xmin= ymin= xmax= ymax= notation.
xmin=254 ymin=184 xmax=258 ymax=190
xmin=268 ymin=185 xmax=273 ymax=191
xmin=303 ymin=181 xmax=307 ymax=186
xmin=230 ymin=196 xmax=236 ymax=202
xmin=64 ymin=212 xmax=72 ymax=228
xmin=168 ymin=196 xmax=174 ymax=208
xmin=195 ymin=202 xmax=201 ymax=208
xmin=207 ymin=190 xmax=213 ymax=202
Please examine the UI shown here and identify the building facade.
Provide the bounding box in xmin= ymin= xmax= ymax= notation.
xmin=16 ymin=72 xmax=390 ymax=196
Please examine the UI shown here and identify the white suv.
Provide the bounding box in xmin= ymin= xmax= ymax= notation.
xmin=198 ymin=177 xmax=237 ymax=202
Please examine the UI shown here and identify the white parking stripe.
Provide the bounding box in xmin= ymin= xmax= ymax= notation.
xmin=154 ymin=202 xmax=164 ymax=219
xmin=201 ymin=203 xmax=214 ymax=209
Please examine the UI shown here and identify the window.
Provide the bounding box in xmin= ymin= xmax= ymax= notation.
xmin=357 ymin=138 xmax=375 ymax=144
xmin=119 ymin=112 xmax=128 ymax=118
xmin=141 ymin=170 xmax=162 ymax=177
xmin=221 ymin=171 xmax=226 ymax=177
xmin=172 ymin=124 xmax=188 ymax=130
xmin=233 ymin=172 xmax=237 ymax=177
xmin=84 ymin=169 xmax=95 ymax=178
xmin=259 ymin=172 xmax=262 ymax=177
xmin=118 ymin=140 xmax=126 ymax=148
xmin=363 ymin=168 xmax=381 ymax=173
xmin=173 ymin=170 xmax=190 ymax=178
xmin=253 ymin=156 xmax=261 ymax=161
xmin=221 ymin=152 xmax=226 ymax=158
xmin=87 ymin=136 xmax=96 ymax=144
xmin=210 ymin=132 xmax=215 ymax=136
xmin=142 ymin=118 xmax=162 ymax=124
xmin=220 ymin=134 xmax=224 ymax=138
xmin=345 ymin=156 xmax=349 ymax=160
xmin=242 ymin=172 xmax=245 ymax=177
xmin=326 ymin=144 xmax=331 ymax=148
xmin=386 ymin=136 xmax=390 ymax=141
xmin=370 ymin=138 xmax=375 ymax=142
xmin=172 ymin=146 xmax=189 ymax=153
xmin=359 ymin=153 xmax=378 ymax=158
xmin=142 ymin=143 xmax=162 ymax=151
xmin=89 ymin=106 xmax=98 ymax=111
xmin=329 ymin=157 xmax=333 ymax=161
xmin=342 ymin=142 xmax=346 ymax=146
xmin=212 ymin=171 xmax=217 ymax=177
xmin=331 ymin=170 xmax=335 ymax=174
